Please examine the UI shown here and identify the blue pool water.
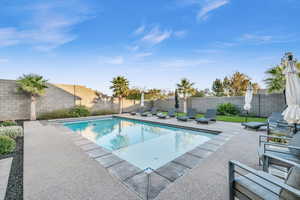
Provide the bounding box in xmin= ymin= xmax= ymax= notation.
xmin=64 ymin=117 xmax=215 ymax=170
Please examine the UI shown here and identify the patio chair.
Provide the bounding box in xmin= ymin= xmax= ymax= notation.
xmin=258 ymin=133 xmax=300 ymax=168
xmin=157 ymin=109 xmax=176 ymax=119
xmin=229 ymin=155 xmax=300 ymax=200
xmin=195 ymin=109 xmax=217 ymax=124
xmin=267 ymin=112 xmax=292 ymax=136
xmin=177 ymin=109 xmax=197 ymax=122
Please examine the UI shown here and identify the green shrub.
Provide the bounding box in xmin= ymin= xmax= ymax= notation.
xmin=91 ymin=110 xmax=117 ymax=116
xmin=37 ymin=109 xmax=72 ymax=120
xmin=0 ymin=126 xmax=23 ymax=139
xmin=69 ymin=105 xmax=90 ymax=117
xmin=217 ymin=103 xmax=240 ymax=115
xmin=0 ymin=121 xmax=17 ymax=127
xmin=0 ymin=136 xmax=16 ymax=155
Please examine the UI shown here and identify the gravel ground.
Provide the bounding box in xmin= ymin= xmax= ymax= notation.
xmin=5 ymin=137 xmax=23 ymax=200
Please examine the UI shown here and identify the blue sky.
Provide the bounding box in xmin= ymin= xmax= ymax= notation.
xmin=1 ymin=0 xmax=300 ymax=94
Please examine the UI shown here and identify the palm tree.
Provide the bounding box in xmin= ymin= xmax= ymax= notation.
xmin=110 ymin=76 xmax=129 ymax=114
xmin=265 ymin=63 xmax=300 ymax=93
xmin=176 ymin=78 xmax=195 ymax=113
xmin=16 ymin=74 xmax=48 ymax=120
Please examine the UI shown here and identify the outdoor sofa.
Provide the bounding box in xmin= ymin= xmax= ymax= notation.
xmin=229 ymin=153 xmax=300 ymax=200
xmin=258 ymin=132 xmax=300 ymax=168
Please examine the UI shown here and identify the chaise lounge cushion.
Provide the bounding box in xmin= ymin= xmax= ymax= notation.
xmin=242 ymin=122 xmax=267 ymax=129
xmin=280 ymin=166 xmax=300 ymax=200
xmin=195 ymin=118 xmax=210 ymax=124
xmin=157 ymin=113 xmax=167 ymax=119
xmin=177 ymin=116 xmax=189 ymax=121
xmin=288 ymin=133 xmax=300 ymax=156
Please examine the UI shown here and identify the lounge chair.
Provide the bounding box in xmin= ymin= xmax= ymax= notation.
xmin=241 ymin=112 xmax=289 ymax=132
xmin=157 ymin=109 xmax=176 ymax=119
xmin=195 ymin=109 xmax=217 ymax=124
xmin=151 ymin=107 xmax=157 ymax=115
xmin=229 ymin=154 xmax=300 ymax=200
xmin=258 ymin=133 xmax=300 ymax=168
xmin=141 ymin=107 xmax=157 ymax=117
xmin=177 ymin=109 xmax=197 ymax=121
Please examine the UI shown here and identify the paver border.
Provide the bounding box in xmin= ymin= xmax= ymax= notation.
xmin=48 ymin=115 xmax=238 ymax=200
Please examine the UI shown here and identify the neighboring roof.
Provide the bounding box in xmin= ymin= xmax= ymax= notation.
xmin=54 ymin=84 xmax=98 ymax=107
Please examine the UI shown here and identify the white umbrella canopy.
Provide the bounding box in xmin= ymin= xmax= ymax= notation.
xmin=282 ymin=54 xmax=300 ymax=124
xmin=140 ymin=92 xmax=144 ymax=107
xmin=244 ymin=83 xmax=253 ymax=111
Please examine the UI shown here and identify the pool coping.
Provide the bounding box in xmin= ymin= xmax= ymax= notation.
xmin=48 ymin=115 xmax=237 ymax=200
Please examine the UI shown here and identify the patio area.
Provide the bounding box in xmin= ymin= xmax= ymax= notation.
xmin=24 ymin=114 xmax=262 ymax=200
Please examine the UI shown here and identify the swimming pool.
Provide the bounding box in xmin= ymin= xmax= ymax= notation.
xmin=64 ymin=117 xmax=216 ymax=170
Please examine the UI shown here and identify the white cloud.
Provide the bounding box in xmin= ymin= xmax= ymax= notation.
xmin=174 ymin=30 xmax=188 ymax=38
xmin=105 ymin=56 xmax=124 ymax=65
xmin=134 ymin=52 xmax=153 ymax=58
xmin=197 ymin=0 xmax=229 ymax=21
xmin=0 ymin=1 xmax=93 ymax=51
xmin=159 ymin=58 xmax=213 ymax=71
xmin=141 ymin=26 xmax=172 ymax=45
xmin=239 ymin=34 xmax=273 ymax=43
xmin=133 ymin=25 xmax=145 ymax=35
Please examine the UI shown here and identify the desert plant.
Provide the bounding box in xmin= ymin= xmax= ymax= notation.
xmin=69 ymin=105 xmax=90 ymax=117
xmin=0 ymin=136 xmax=16 ymax=155
xmin=0 ymin=126 xmax=23 ymax=139
xmin=0 ymin=121 xmax=17 ymax=127
xmin=37 ymin=109 xmax=73 ymax=120
xmin=217 ymin=103 xmax=240 ymax=115
xmin=110 ymin=76 xmax=129 ymax=114
xmin=16 ymin=74 xmax=48 ymax=120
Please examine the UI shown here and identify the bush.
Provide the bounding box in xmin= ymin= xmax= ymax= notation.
xmin=217 ymin=103 xmax=240 ymax=115
xmin=0 ymin=126 xmax=23 ymax=139
xmin=0 ymin=121 xmax=17 ymax=127
xmin=69 ymin=105 xmax=90 ymax=117
xmin=0 ymin=136 xmax=16 ymax=155
xmin=38 ymin=109 xmax=73 ymax=120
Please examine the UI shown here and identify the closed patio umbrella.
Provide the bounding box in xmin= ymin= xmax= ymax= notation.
xmin=175 ymin=89 xmax=179 ymax=117
xmin=244 ymin=83 xmax=253 ymax=122
xmin=282 ymin=53 xmax=300 ymax=133
xmin=141 ymin=92 xmax=144 ymax=107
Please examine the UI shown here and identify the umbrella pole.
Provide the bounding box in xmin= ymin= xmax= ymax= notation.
xmin=245 ymin=111 xmax=248 ymax=122
xmin=294 ymin=123 xmax=298 ymax=134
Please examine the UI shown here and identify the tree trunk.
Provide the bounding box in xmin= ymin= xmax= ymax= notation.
xmin=30 ymin=95 xmax=37 ymax=120
xmin=183 ymin=96 xmax=187 ymax=113
xmin=119 ymin=97 xmax=123 ymax=114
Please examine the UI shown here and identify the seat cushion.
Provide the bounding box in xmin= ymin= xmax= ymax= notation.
xmin=157 ymin=113 xmax=167 ymax=119
xmin=196 ymin=118 xmax=209 ymax=123
xmin=242 ymin=122 xmax=267 ymax=129
xmin=289 ymin=133 xmax=300 ymax=156
xmin=280 ymin=166 xmax=300 ymax=200
xmin=235 ymin=173 xmax=281 ymax=200
xmin=177 ymin=116 xmax=188 ymax=121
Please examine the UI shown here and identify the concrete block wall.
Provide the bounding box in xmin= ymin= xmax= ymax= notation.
xmin=91 ymin=99 xmax=151 ymax=113
xmin=0 ymin=79 xmax=76 ymax=121
xmin=153 ymin=94 xmax=285 ymax=117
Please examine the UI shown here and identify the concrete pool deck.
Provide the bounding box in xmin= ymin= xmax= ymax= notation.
xmin=24 ymin=114 xmax=262 ymax=200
